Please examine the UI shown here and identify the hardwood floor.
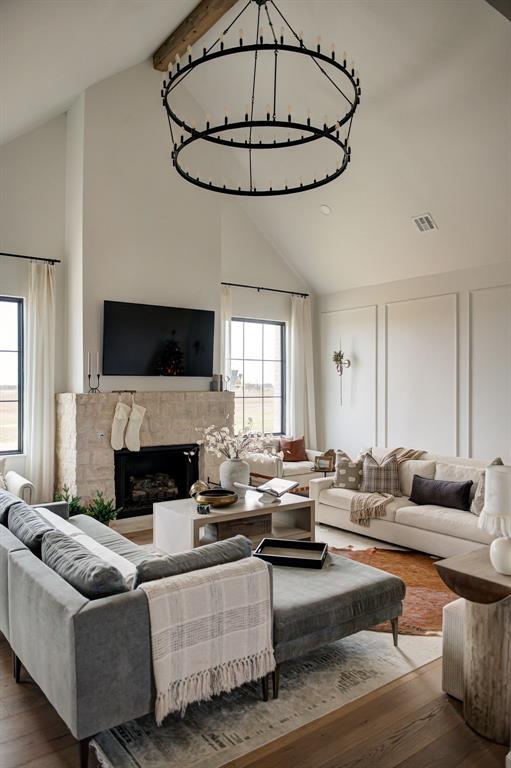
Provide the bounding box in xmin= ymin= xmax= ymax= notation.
xmin=0 ymin=633 xmax=507 ymax=768
xmin=1 ymin=530 xmax=507 ymax=767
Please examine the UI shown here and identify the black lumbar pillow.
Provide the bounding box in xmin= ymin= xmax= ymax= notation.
xmin=42 ymin=530 xmax=129 ymax=599
xmin=409 ymin=475 xmax=473 ymax=511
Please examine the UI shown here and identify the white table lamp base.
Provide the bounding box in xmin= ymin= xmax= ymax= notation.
xmin=489 ymin=537 xmax=511 ymax=576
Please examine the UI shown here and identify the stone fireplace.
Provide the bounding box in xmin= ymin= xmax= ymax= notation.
xmin=55 ymin=391 xmax=234 ymax=511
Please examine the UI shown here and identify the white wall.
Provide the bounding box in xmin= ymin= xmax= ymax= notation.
xmin=0 ymin=115 xmax=67 ymax=472
xmin=74 ymin=65 xmax=310 ymax=395
xmin=221 ymin=201 xmax=308 ymax=323
xmin=318 ymin=261 xmax=511 ymax=462
xmin=80 ymin=61 xmax=222 ymax=393
xmin=65 ymin=94 xmax=85 ymax=394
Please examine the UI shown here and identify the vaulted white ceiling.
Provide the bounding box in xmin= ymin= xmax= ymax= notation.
xmin=0 ymin=0 xmax=196 ymax=146
xmin=183 ymin=0 xmax=511 ymax=293
xmin=1 ymin=0 xmax=510 ymax=294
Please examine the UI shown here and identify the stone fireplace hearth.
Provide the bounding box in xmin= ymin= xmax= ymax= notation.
xmin=55 ymin=391 xmax=234 ymax=510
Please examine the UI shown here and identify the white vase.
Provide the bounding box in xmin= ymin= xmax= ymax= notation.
xmin=220 ymin=459 xmax=250 ymax=498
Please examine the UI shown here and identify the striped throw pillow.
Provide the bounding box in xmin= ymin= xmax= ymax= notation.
xmin=359 ymin=453 xmax=402 ymax=496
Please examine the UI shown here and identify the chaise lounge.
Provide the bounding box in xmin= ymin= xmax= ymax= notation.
xmin=0 ymin=489 xmax=405 ymax=767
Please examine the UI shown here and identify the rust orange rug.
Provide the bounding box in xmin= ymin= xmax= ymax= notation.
xmin=329 ymin=547 xmax=457 ymax=636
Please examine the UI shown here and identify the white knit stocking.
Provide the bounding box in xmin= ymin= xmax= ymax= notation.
xmin=110 ymin=402 xmax=131 ymax=450
xmin=125 ymin=403 xmax=146 ymax=452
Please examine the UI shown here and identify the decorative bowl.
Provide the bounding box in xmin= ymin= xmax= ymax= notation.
xmin=194 ymin=488 xmax=238 ymax=507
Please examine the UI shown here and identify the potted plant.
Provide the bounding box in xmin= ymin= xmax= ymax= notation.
xmin=196 ymin=427 xmax=280 ymax=498
xmin=84 ymin=490 xmax=122 ymax=526
xmin=54 ymin=485 xmax=85 ymax=516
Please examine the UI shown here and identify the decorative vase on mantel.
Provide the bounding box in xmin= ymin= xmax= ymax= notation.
xmin=220 ymin=459 xmax=250 ymax=498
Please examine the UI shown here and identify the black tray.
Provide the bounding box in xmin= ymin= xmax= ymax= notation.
xmin=253 ymin=538 xmax=328 ymax=569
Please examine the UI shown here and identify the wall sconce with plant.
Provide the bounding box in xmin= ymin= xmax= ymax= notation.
xmin=332 ymin=349 xmax=351 ymax=405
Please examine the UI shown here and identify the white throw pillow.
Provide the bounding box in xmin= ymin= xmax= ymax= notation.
xmin=435 ymin=462 xmax=482 ymax=501
xmin=34 ymin=507 xmax=85 ymax=538
xmin=399 ymin=460 xmax=436 ymax=497
xmin=0 ymin=458 xmax=7 ymax=490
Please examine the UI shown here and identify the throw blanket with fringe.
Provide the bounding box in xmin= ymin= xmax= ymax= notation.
xmin=350 ymin=447 xmax=425 ymax=527
xmin=139 ymin=557 xmax=275 ymax=723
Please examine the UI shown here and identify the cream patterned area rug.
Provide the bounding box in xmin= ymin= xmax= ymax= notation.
xmin=93 ymin=632 xmax=441 ymax=768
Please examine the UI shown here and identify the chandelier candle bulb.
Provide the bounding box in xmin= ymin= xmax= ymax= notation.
xmin=316 ymin=35 xmax=321 ymax=52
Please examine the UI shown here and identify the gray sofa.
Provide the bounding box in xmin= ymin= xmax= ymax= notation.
xmin=0 ymin=495 xmax=405 ymax=768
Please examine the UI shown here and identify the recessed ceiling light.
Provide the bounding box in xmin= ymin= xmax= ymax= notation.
xmin=320 ymin=204 xmax=331 ymax=216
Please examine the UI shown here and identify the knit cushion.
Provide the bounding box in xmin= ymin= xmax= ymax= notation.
xmin=0 ymin=489 xmax=23 ymax=527
xmin=8 ymin=502 xmax=53 ymax=556
xmin=359 ymin=453 xmax=402 ymax=496
xmin=333 ymin=450 xmax=363 ymax=490
xmin=134 ymin=535 xmax=252 ymax=587
xmin=42 ymin=530 xmax=129 ymax=599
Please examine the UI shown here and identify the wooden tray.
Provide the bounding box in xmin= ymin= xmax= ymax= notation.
xmin=253 ymin=538 xmax=328 ymax=569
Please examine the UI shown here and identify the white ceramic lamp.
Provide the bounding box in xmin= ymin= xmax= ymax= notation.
xmin=479 ymin=464 xmax=511 ymax=575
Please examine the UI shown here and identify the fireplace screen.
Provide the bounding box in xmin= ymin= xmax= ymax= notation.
xmin=114 ymin=444 xmax=199 ymax=518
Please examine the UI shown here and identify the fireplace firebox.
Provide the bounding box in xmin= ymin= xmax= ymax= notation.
xmin=114 ymin=444 xmax=199 ymax=518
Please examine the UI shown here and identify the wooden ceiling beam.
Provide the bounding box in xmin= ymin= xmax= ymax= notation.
xmin=153 ymin=0 xmax=239 ymax=71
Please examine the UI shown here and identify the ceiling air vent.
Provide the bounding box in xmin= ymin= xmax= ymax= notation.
xmin=413 ymin=213 xmax=437 ymax=232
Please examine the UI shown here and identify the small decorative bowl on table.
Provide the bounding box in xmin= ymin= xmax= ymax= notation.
xmin=190 ymin=480 xmax=238 ymax=507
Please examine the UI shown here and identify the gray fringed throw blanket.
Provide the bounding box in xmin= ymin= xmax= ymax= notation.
xmin=139 ymin=557 xmax=275 ymax=723
xmin=350 ymin=447 xmax=425 ymax=527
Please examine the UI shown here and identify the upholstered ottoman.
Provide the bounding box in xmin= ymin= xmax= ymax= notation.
xmin=270 ymin=552 xmax=406 ymax=697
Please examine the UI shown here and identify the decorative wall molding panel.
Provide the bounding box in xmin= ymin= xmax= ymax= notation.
xmin=317 ymin=263 xmax=511 ymax=462
xmin=469 ymin=285 xmax=511 ymax=461
xmin=321 ymin=305 xmax=377 ymax=457
xmin=385 ymin=293 xmax=458 ymax=455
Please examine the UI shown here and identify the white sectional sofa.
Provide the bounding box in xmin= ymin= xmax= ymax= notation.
xmin=309 ymin=449 xmax=495 ymax=558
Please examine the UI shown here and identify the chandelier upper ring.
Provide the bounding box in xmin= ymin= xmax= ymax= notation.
xmin=163 ymin=42 xmax=360 ymax=150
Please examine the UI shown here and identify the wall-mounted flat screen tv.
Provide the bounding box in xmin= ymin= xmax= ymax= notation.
xmin=102 ymin=300 xmax=214 ymax=377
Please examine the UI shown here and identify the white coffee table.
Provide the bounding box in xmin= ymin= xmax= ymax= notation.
xmin=154 ymin=490 xmax=315 ymax=554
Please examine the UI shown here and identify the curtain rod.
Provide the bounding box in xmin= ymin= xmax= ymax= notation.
xmin=0 ymin=251 xmax=61 ymax=265
xmin=221 ymin=281 xmax=309 ymax=298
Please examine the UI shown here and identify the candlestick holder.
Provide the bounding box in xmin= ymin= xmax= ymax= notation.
xmin=88 ymin=374 xmax=101 ymax=394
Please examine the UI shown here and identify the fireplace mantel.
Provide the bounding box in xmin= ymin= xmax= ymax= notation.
xmin=55 ymin=391 xmax=234 ymax=505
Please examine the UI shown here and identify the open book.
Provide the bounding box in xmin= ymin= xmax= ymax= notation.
xmin=254 ymin=478 xmax=299 ymax=497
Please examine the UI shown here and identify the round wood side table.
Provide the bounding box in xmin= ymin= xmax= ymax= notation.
xmin=436 ymin=548 xmax=511 ymax=745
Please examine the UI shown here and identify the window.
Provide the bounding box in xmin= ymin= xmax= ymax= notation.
xmin=0 ymin=298 xmax=24 ymax=454
xmin=230 ymin=318 xmax=285 ymax=434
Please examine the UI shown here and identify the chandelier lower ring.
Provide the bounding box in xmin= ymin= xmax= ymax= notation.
xmin=172 ymin=120 xmax=350 ymax=196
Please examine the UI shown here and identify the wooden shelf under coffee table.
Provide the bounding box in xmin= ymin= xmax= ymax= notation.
xmin=153 ymin=490 xmax=315 ymax=554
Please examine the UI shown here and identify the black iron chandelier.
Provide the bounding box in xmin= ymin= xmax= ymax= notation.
xmin=161 ymin=0 xmax=361 ymax=196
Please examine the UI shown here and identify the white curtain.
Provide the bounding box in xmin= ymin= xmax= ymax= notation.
xmin=220 ymin=284 xmax=232 ymax=389
xmin=289 ymin=295 xmax=317 ymax=448
xmin=26 ymin=263 xmax=55 ymax=503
